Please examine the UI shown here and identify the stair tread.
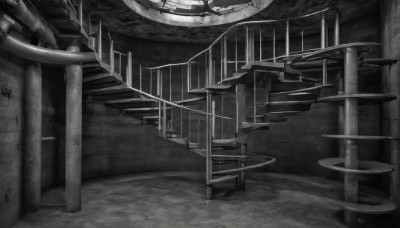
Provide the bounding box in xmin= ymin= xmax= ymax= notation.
xmin=319 ymin=158 xmax=394 ymax=175
xmin=336 ymin=193 xmax=396 ymax=215
xmin=322 ymin=135 xmax=398 ymax=140
xmin=124 ymin=107 xmax=169 ymax=112
xmin=319 ymin=93 xmax=397 ymax=104
xmin=212 ymin=138 xmax=238 ymax=144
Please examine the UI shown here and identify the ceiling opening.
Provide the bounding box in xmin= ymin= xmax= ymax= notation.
xmin=122 ymin=0 xmax=275 ymax=27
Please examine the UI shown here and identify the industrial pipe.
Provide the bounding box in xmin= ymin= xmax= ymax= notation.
xmin=1 ymin=0 xmax=57 ymax=47
xmin=0 ymin=12 xmax=96 ymax=65
xmin=0 ymin=34 xmax=97 ymax=64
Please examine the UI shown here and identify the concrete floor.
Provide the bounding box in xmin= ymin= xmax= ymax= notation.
xmin=14 ymin=172 xmax=395 ymax=228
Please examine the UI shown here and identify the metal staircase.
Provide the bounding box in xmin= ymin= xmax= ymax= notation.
xmin=32 ymin=1 xmax=399 ymax=226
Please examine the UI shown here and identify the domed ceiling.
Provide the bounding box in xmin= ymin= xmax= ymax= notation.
xmin=83 ymin=0 xmax=379 ymax=43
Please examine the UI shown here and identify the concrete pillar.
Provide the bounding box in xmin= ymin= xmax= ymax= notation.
xmin=65 ymin=41 xmax=82 ymax=213
xmin=381 ymin=0 xmax=400 ymax=224
xmin=343 ymin=47 xmax=359 ymax=227
xmin=24 ymin=61 xmax=42 ymax=212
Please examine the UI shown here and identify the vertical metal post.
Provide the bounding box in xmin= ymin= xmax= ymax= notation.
xmin=88 ymin=12 xmax=92 ymax=35
xmin=65 ymin=41 xmax=82 ymax=213
xmin=212 ymin=99 xmax=215 ymax=138
xmin=221 ymin=95 xmax=224 ymax=139
xmin=254 ymin=71 xmax=256 ymax=123
xmin=97 ymin=20 xmax=102 ymax=62
xmin=78 ymin=0 xmax=83 ymax=28
xmin=236 ymin=84 xmax=247 ymax=189
xmin=209 ymin=48 xmax=214 ymax=86
xmin=245 ymin=25 xmax=249 ymax=64
xmin=259 ymin=26 xmax=262 ymax=61
xmin=343 ymin=47 xmax=359 ymax=227
xmin=150 ymin=69 xmax=153 ymax=94
xmin=126 ymin=51 xmax=132 ymax=87
xmin=235 ymin=28 xmax=238 ymax=71
xmin=206 ymin=91 xmax=213 ymax=199
xmin=169 ymin=66 xmax=172 ymax=101
xmin=301 ymin=29 xmax=304 ymax=53
xmin=163 ymin=102 xmax=167 ymax=138
xmin=334 ymin=11 xmax=340 ymax=46
xmin=285 ymin=20 xmax=290 ymax=57
xmin=223 ymin=35 xmax=227 ymax=79
xmin=187 ymin=62 xmax=191 ymax=92
xmin=321 ymin=12 xmax=326 ymax=49
xmin=109 ymin=39 xmax=114 ymax=73
xmin=24 ymin=61 xmax=42 ymax=213
xmin=157 ymin=69 xmax=162 ymax=136
xmin=197 ymin=61 xmax=200 ymax=89
xmin=140 ymin=65 xmax=142 ymax=91
xmin=273 ymin=27 xmax=276 ymax=63
xmin=119 ymin=53 xmax=122 ymax=75
xmin=321 ymin=12 xmax=327 ymax=85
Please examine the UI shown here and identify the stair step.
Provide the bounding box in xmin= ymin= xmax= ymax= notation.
xmin=240 ymin=122 xmax=269 ymax=133
xmin=189 ymin=142 xmax=200 ymax=149
xmin=318 ymin=158 xmax=394 ymax=175
xmin=207 ymin=174 xmax=239 ymax=185
xmin=322 ymin=135 xmax=398 ymax=140
xmin=206 ymin=83 xmax=233 ymax=92
xmin=269 ymin=93 xmax=318 ymax=103
xmin=211 ymin=155 xmax=248 ymax=160
xmin=221 ymin=72 xmax=247 ymax=84
xmin=363 ymin=58 xmax=398 ymax=66
xmin=265 ymin=103 xmax=311 ymax=114
xmin=143 ymin=116 xmax=159 ymax=121
xmin=188 ymin=88 xmax=208 ymax=95
xmin=319 ymin=94 xmax=397 ymax=105
xmin=336 ymin=192 xmax=396 ymax=215
xmin=264 ymin=111 xmax=303 ymax=117
xmin=190 ymin=148 xmax=206 ymax=157
xmin=212 ymin=138 xmax=238 ymax=144
xmin=84 ymin=84 xmax=128 ymax=95
xmin=266 ymin=100 xmax=315 ymax=106
xmin=166 ymin=138 xmax=188 ymax=145
xmin=242 ymin=61 xmax=285 ymax=72
xmin=124 ymin=107 xmax=169 ymax=113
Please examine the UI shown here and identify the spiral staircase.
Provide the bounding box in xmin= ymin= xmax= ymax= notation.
xmin=32 ymin=0 xmax=398 ymax=226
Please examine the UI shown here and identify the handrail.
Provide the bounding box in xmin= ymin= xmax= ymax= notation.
xmin=142 ymin=7 xmax=336 ymax=70
xmin=126 ymin=86 xmax=233 ymax=120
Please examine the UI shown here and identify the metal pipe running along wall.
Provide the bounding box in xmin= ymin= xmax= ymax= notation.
xmin=1 ymin=0 xmax=57 ymax=47
xmin=0 ymin=11 xmax=97 ymax=65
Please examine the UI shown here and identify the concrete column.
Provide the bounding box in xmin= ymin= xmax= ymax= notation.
xmin=381 ymin=0 xmax=400 ymax=224
xmin=24 ymin=61 xmax=42 ymax=212
xmin=343 ymin=47 xmax=359 ymax=227
xmin=65 ymin=41 xmax=82 ymax=213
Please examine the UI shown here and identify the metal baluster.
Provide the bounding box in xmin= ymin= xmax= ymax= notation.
xmin=78 ymin=0 xmax=83 ymax=28
xmin=285 ymin=20 xmax=290 ymax=57
xmin=254 ymin=71 xmax=256 ymax=123
xmin=223 ymin=35 xmax=227 ymax=79
xmin=150 ymin=69 xmax=153 ymax=94
xmin=259 ymin=26 xmax=262 ymax=61
xmin=197 ymin=61 xmax=200 ymax=89
xmin=119 ymin=53 xmax=122 ymax=75
xmin=321 ymin=12 xmax=327 ymax=85
xmin=221 ymin=95 xmax=224 ymax=139
xmin=140 ymin=65 xmax=142 ymax=91
xmin=273 ymin=26 xmax=276 ymax=63
xmin=109 ymin=39 xmax=114 ymax=73
xmin=97 ymin=20 xmax=102 ymax=62
xmin=127 ymin=52 xmax=132 ymax=87
xmin=235 ymin=28 xmax=238 ymax=71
